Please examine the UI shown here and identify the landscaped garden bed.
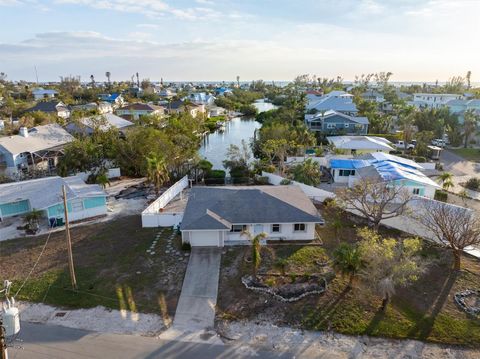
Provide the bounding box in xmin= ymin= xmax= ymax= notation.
xmin=216 ymin=204 xmax=480 ymax=347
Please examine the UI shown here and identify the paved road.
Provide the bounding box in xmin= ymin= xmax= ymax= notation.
xmin=172 ymin=247 xmax=222 ymax=331
xmin=7 ymin=322 xmax=294 ymax=359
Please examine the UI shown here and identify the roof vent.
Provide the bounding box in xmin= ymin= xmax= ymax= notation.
xmin=19 ymin=127 xmax=28 ymax=138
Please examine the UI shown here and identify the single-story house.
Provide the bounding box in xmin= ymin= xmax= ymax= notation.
xmin=0 ymin=175 xmax=107 ymax=223
xmin=98 ymin=93 xmax=125 ymax=108
xmin=327 ymin=135 xmax=393 ymax=154
xmin=72 ymin=102 xmax=113 ymax=114
xmin=66 ymin=113 xmax=134 ymax=135
xmin=0 ymin=124 xmax=74 ymax=178
xmin=116 ymin=103 xmax=165 ymax=120
xmin=167 ymin=100 xmax=204 ymax=118
xmin=25 ymin=100 xmax=70 ymax=119
xmin=361 ymin=90 xmax=385 ymax=103
xmin=31 ymin=88 xmax=58 ymax=101
xmin=305 ymin=110 xmax=369 ymax=135
xmin=180 ymin=186 xmax=324 ymax=247
xmin=328 ymin=152 xmax=439 ymax=198
xmin=207 ymin=106 xmax=226 ymax=118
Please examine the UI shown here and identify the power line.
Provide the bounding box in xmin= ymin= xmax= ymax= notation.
xmin=13 ymin=230 xmax=53 ymax=299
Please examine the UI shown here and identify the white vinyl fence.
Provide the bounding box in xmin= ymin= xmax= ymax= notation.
xmin=76 ymin=168 xmax=121 ymax=182
xmin=141 ymin=175 xmax=189 ymax=228
xmin=261 ymin=171 xmax=335 ymax=202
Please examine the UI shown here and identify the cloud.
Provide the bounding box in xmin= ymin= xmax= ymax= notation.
xmin=136 ymin=23 xmax=160 ymax=29
xmin=195 ymin=0 xmax=214 ymax=5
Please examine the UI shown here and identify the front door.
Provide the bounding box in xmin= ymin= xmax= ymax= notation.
xmin=254 ymin=224 xmax=263 ymax=234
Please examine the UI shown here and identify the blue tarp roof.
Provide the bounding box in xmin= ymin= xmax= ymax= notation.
xmin=330 ymin=159 xmax=371 ymax=169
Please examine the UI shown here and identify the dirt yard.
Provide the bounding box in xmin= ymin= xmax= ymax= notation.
xmin=216 ymin=206 xmax=480 ymax=347
xmin=0 ymin=216 xmax=188 ymax=320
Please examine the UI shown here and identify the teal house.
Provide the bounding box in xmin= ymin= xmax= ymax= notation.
xmin=0 ymin=175 xmax=107 ymax=223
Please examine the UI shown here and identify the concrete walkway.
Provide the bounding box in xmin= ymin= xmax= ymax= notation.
xmin=160 ymin=247 xmax=223 ymax=344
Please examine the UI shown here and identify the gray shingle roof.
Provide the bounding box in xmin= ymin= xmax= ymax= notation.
xmin=181 ymin=186 xmax=323 ymax=231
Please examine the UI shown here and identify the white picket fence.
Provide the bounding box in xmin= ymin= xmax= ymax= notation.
xmin=141 ymin=175 xmax=189 ymax=228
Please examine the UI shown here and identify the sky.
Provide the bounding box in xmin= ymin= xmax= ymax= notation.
xmin=0 ymin=0 xmax=479 ymax=82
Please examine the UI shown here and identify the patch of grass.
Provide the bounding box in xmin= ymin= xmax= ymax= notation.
xmin=450 ymin=148 xmax=480 ymax=162
xmin=0 ymin=216 xmax=187 ymax=315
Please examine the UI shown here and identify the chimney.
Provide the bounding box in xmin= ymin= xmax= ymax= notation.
xmin=19 ymin=127 xmax=29 ymax=138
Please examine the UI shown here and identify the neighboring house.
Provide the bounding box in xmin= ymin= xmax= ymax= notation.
xmin=215 ymin=87 xmax=233 ymax=96
xmin=328 ymin=152 xmax=439 ymax=198
xmin=305 ymin=110 xmax=368 ymax=135
xmin=411 ymin=93 xmax=463 ymax=109
xmin=72 ymin=102 xmax=113 ymax=114
xmin=327 ymin=135 xmax=393 ymax=154
xmin=180 ymin=186 xmax=324 ymax=247
xmin=0 ymin=124 xmax=74 ymax=178
xmin=188 ymin=92 xmax=216 ymax=105
xmin=159 ymin=88 xmax=176 ymax=98
xmin=207 ymin=106 xmax=226 ymax=118
xmin=98 ymin=93 xmax=125 ymax=108
xmin=116 ymin=103 xmax=165 ymax=120
xmin=361 ymin=90 xmax=385 ymax=103
xmin=66 ymin=113 xmax=134 ymax=135
xmin=306 ymin=91 xmax=358 ymax=116
xmin=445 ymin=99 xmax=480 ymax=124
xmin=0 ymin=175 xmax=107 ymax=223
xmin=167 ymin=100 xmax=204 ymax=118
xmin=25 ymin=101 xmax=71 ymax=119
xmin=31 ymin=88 xmax=58 ymax=101
xmin=305 ymin=90 xmax=324 ymax=105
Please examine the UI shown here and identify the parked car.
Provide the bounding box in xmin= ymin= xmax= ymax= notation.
xmin=431 ymin=139 xmax=446 ymax=147
xmin=394 ymin=140 xmax=415 ymax=150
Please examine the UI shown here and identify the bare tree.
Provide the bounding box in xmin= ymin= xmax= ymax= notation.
xmin=416 ymin=200 xmax=480 ymax=270
xmin=336 ymin=178 xmax=412 ymax=231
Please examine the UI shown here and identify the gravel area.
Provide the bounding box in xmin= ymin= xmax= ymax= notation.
xmin=219 ymin=321 xmax=480 ymax=358
xmin=18 ymin=301 xmax=166 ymax=336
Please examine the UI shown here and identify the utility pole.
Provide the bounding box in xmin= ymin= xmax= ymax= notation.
xmin=0 ymin=317 xmax=7 ymax=359
xmin=62 ymin=186 xmax=77 ymax=290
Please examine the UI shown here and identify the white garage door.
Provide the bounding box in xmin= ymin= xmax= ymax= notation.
xmin=190 ymin=231 xmax=220 ymax=247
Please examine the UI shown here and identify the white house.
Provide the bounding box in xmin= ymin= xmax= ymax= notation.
xmin=412 ymin=93 xmax=463 ymax=109
xmin=0 ymin=124 xmax=74 ymax=178
xmin=25 ymin=101 xmax=70 ymax=119
xmin=31 ymin=88 xmax=58 ymax=101
xmin=187 ymin=92 xmax=216 ymax=106
xmin=65 ymin=113 xmax=134 ymax=135
xmin=327 ymin=135 xmax=394 ymax=154
xmin=180 ymin=186 xmax=324 ymax=247
xmin=328 ymin=152 xmax=440 ymax=199
xmin=0 ymin=175 xmax=107 ymax=223
xmin=116 ymin=103 xmax=165 ymax=120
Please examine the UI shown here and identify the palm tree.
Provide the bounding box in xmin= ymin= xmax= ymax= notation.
xmin=290 ymin=158 xmax=322 ymax=186
xmin=241 ymin=230 xmax=268 ymax=278
xmin=438 ymin=172 xmax=454 ymax=191
xmin=90 ymin=74 xmax=95 ymax=88
xmin=333 ymin=243 xmax=363 ymax=289
xmin=398 ymin=106 xmax=415 ymax=151
xmin=105 ymin=71 xmax=111 ymax=89
xmin=96 ymin=172 xmax=110 ymax=189
xmin=24 ymin=208 xmax=43 ymax=233
xmin=146 ymin=154 xmax=170 ymax=197
xmin=463 ymin=109 xmax=479 ymax=148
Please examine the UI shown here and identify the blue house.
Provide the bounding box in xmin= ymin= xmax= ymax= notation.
xmin=305 ymin=110 xmax=369 ymax=135
xmin=0 ymin=175 xmax=108 ymax=223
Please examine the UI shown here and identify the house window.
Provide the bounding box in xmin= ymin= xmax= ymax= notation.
xmin=326 ymin=123 xmax=336 ymax=129
xmin=231 ymin=224 xmax=247 ymax=232
xmin=294 ymin=223 xmax=306 ymax=232
xmin=272 ymin=224 xmax=281 ymax=233
xmin=344 ymin=123 xmax=349 ymax=128
xmin=412 ymin=188 xmax=421 ymax=195
xmin=339 ymin=169 xmax=355 ymax=176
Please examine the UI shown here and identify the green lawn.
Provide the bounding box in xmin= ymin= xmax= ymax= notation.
xmin=450 ymin=148 xmax=480 ymax=162
xmin=217 ymin=207 xmax=480 ymax=347
xmin=0 ymin=216 xmax=188 ymax=317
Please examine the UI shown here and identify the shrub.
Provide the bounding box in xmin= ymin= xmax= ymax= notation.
xmin=414 ymin=156 xmax=426 ymax=163
xmin=254 ymin=176 xmax=270 ymax=185
xmin=314 ymin=147 xmax=324 ymax=157
xmin=264 ymin=277 xmax=276 ymax=287
xmin=323 ymin=197 xmax=335 ymax=206
xmin=465 ymin=177 xmax=480 ymax=191
xmin=280 ymin=179 xmax=292 ymax=185
xmin=208 ymin=169 xmax=226 ymax=178
xmin=182 ymin=242 xmax=191 ymax=251
xmin=434 ymin=190 xmax=448 ymax=202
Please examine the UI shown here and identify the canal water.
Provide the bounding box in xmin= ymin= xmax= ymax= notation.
xmin=198 ymin=101 xmax=277 ymax=170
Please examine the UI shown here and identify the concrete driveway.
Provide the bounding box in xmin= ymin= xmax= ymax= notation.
xmin=172 ymin=247 xmax=222 ymax=332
